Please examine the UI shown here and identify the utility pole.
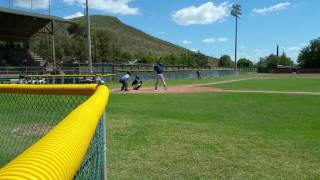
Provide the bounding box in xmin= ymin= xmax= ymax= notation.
xmin=51 ymin=21 xmax=56 ymax=73
xmin=231 ymin=4 xmax=241 ymax=69
xmin=48 ymin=0 xmax=51 ymax=15
xmin=86 ymin=0 xmax=93 ymax=74
xmin=277 ymin=44 xmax=279 ymax=57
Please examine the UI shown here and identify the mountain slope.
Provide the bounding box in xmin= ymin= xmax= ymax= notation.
xmin=30 ymin=15 xmax=217 ymax=66
xmin=74 ymin=15 xmax=190 ymax=56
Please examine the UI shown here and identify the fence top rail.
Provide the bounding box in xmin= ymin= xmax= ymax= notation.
xmin=0 ymin=84 xmax=100 ymax=96
xmin=0 ymin=85 xmax=109 ymax=179
xmin=117 ymin=68 xmax=237 ymax=72
xmin=25 ymin=74 xmax=116 ymax=78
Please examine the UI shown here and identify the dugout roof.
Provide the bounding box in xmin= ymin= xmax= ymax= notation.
xmin=0 ymin=7 xmax=69 ymax=42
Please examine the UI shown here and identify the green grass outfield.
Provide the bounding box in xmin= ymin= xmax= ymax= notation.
xmin=106 ymin=75 xmax=320 ymax=179
xmin=207 ymin=77 xmax=320 ymax=92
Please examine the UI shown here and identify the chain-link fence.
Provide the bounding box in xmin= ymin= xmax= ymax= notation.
xmin=75 ymin=117 xmax=106 ymax=179
xmin=0 ymin=85 xmax=109 ymax=179
xmin=117 ymin=70 xmax=240 ymax=81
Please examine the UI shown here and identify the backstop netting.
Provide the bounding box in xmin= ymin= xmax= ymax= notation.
xmin=0 ymin=85 xmax=109 ymax=179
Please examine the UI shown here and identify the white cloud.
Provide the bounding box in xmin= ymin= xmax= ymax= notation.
xmin=203 ymin=38 xmax=215 ymax=43
xmin=255 ymin=49 xmax=268 ymax=52
xmin=15 ymin=0 xmax=49 ymax=9
xmin=63 ymin=0 xmax=139 ymax=15
xmin=160 ymin=32 xmax=166 ymax=35
xmin=299 ymin=43 xmax=308 ymax=47
xmin=64 ymin=12 xmax=84 ymax=19
xmin=217 ymin=37 xmax=227 ymax=43
xmin=239 ymin=52 xmax=247 ymax=56
xmin=287 ymin=46 xmax=300 ymax=51
xmin=202 ymin=37 xmax=227 ymax=44
xmin=172 ymin=2 xmax=229 ymax=26
xmin=254 ymin=49 xmax=269 ymax=55
xmin=190 ymin=49 xmax=198 ymax=52
xmin=253 ymin=2 xmax=291 ymax=15
xmin=182 ymin=40 xmax=192 ymax=45
xmin=279 ymin=44 xmax=305 ymax=53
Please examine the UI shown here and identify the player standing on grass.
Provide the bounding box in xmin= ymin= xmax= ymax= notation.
xmin=291 ymin=68 xmax=298 ymax=78
xmin=154 ymin=61 xmax=167 ymax=91
xmin=196 ymin=70 xmax=202 ymax=80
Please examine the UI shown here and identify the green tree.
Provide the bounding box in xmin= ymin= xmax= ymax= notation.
xmin=208 ymin=57 xmax=219 ymax=67
xmin=237 ymin=58 xmax=253 ymax=68
xmin=219 ymin=55 xmax=233 ymax=67
xmin=257 ymin=53 xmax=293 ymax=68
xmin=266 ymin=54 xmax=280 ymax=68
xmin=121 ymin=52 xmax=133 ymax=61
xmin=92 ymin=29 xmax=113 ymax=63
xmin=298 ymin=38 xmax=320 ymax=68
xmin=163 ymin=53 xmax=179 ymax=64
xmin=278 ymin=53 xmax=293 ymax=66
xmin=136 ymin=51 xmax=155 ymax=63
xmin=256 ymin=57 xmax=267 ymax=68
xmin=185 ymin=52 xmax=196 ymax=67
xmin=192 ymin=51 xmax=210 ymax=67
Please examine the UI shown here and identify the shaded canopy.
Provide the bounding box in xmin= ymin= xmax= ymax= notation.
xmin=0 ymin=7 xmax=69 ymax=42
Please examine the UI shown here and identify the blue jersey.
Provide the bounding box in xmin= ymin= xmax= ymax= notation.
xmin=154 ymin=64 xmax=164 ymax=74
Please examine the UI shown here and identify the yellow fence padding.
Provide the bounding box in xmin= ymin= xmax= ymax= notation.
xmin=0 ymin=85 xmax=109 ymax=180
xmin=26 ymin=74 xmax=116 ymax=78
xmin=0 ymin=84 xmax=99 ymax=96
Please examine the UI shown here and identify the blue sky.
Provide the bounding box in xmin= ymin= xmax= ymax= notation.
xmin=1 ymin=0 xmax=319 ymax=62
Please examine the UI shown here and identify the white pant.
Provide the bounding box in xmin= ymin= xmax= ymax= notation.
xmin=155 ymin=74 xmax=167 ymax=90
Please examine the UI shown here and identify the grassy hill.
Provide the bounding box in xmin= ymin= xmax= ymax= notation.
xmin=74 ymin=15 xmax=190 ymax=57
xmin=30 ymin=15 xmax=217 ymax=66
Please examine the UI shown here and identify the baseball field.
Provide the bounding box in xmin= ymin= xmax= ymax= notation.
xmin=106 ymin=74 xmax=320 ymax=179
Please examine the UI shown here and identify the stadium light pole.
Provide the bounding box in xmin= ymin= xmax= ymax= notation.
xmin=48 ymin=0 xmax=51 ymax=15
xmin=231 ymin=4 xmax=241 ymax=69
xmin=86 ymin=0 xmax=93 ymax=74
